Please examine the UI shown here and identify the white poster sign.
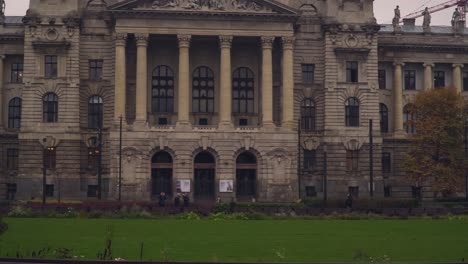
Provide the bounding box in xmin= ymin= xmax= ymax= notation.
xmin=176 ymin=179 xmax=191 ymax=193
xmin=219 ymin=180 xmax=234 ymax=193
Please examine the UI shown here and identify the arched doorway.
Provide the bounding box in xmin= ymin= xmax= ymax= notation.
xmin=151 ymin=151 xmax=173 ymax=199
xmin=194 ymin=152 xmax=216 ymax=200
xmin=236 ymin=152 xmax=257 ymax=200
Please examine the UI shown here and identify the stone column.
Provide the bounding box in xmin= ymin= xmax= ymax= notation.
xmin=219 ymin=35 xmax=233 ymax=129
xmin=114 ymin=33 xmax=127 ymax=120
xmin=423 ymin=63 xmax=434 ymax=90
xmin=135 ymin=33 xmax=149 ymax=124
xmin=393 ymin=62 xmax=404 ymax=134
xmin=0 ymin=55 xmax=4 ymax=129
xmin=261 ymin=36 xmax=275 ymax=128
xmin=177 ymin=35 xmax=191 ymax=128
xmin=453 ymin=64 xmax=464 ymax=93
xmin=281 ymin=36 xmax=295 ymax=129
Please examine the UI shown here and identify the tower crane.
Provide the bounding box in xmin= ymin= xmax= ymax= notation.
xmin=402 ymin=0 xmax=468 ymax=22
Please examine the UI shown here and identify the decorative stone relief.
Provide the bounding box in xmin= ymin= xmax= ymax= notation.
xmin=121 ymin=147 xmax=143 ymax=183
xmin=151 ymin=0 xmax=273 ymax=12
xmin=199 ymin=136 xmax=212 ymax=150
xmin=302 ymin=138 xmax=320 ymax=151
xmin=344 ymin=139 xmax=362 ymax=151
xmin=241 ymin=136 xmax=253 ymax=151
xmin=40 ymin=136 xmax=59 ymax=148
xmin=345 ymin=34 xmax=359 ymax=48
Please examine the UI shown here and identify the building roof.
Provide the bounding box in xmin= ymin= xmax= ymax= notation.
xmin=379 ymin=24 xmax=467 ymax=35
xmin=4 ymin=16 xmax=24 ymax=25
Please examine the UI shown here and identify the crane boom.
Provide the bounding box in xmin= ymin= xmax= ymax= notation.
xmin=403 ymin=0 xmax=467 ymax=20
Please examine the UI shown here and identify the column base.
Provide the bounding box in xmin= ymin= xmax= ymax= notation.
xmin=262 ymin=121 xmax=277 ymax=130
xmin=133 ymin=119 xmax=149 ymax=128
xmin=281 ymin=120 xmax=295 ymax=130
xmin=393 ymin=130 xmax=407 ymax=139
xmin=176 ymin=121 xmax=192 ymax=130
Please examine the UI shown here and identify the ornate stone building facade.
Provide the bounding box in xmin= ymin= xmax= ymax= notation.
xmin=0 ymin=0 xmax=464 ymax=201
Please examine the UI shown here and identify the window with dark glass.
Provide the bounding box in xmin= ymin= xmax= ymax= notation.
xmin=301 ymin=64 xmax=315 ymax=84
xmin=7 ymin=148 xmax=18 ymax=170
xmin=412 ymin=186 xmax=422 ymax=199
xmin=382 ymin=152 xmax=391 ymax=173
xmin=232 ymin=67 xmax=254 ymax=114
xmin=345 ymin=97 xmax=360 ymax=127
xmin=463 ymin=72 xmax=468 ymax=91
xmin=434 ymin=71 xmax=445 ymax=88
xmin=384 ymin=186 xmax=392 ymax=198
xmin=8 ymin=97 xmax=21 ymax=129
xmin=152 ymin=65 xmax=175 ymax=113
xmin=88 ymin=96 xmax=103 ymax=129
xmin=346 ymin=150 xmax=359 ymax=172
xmin=404 ymin=104 xmax=415 ymax=134
xmin=6 ymin=183 xmax=16 ymax=200
xmin=11 ymin=63 xmax=23 ymax=83
xmin=378 ymin=69 xmax=386 ymax=89
xmin=44 ymin=147 xmax=56 ymax=169
xmin=379 ymin=103 xmax=388 ymax=133
xmin=43 ymin=93 xmax=58 ymax=123
xmin=45 ymin=55 xmax=58 ymax=78
xmin=87 ymin=185 xmax=98 ymax=198
xmin=88 ymin=147 xmax=99 ymax=171
xmin=199 ymin=118 xmax=208 ymax=126
xmin=349 ymin=186 xmax=359 ymax=198
xmin=89 ymin=60 xmax=103 ymax=81
xmin=346 ymin=61 xmax=358 ymax=83
xmin=404 ymin=70 xmax=416 ymax=90
xmin=305 ymin=186 xmax=317 ymax=197
xmin=301 ymin=98 xmax=316 ymax=131
xmin=158 ymin=118 xmax=168 ymax=125
xmin=46 ymin=184 xmax=54 ymax=197
xmin=303 ymin=149 xmax=316 ymax=170
xmin=239 ymin=118 xmax=248 ymax=126
xmin=192 ymin=66 xmax=215 ymax=113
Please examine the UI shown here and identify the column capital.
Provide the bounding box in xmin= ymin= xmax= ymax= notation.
xmin=177 ymin=34 xmax=192 ymax=48
xmin=113 ymin=32 xmax=128 ymax=46
xmin=393 ymin=62 xmax=405 ymax=67
xmin=281 ymin=36 xmax=295 ymax=50
xmin=261 ymin=36 xmax=275 ymax=49
xmin=0 ymin=55 xmax=5 ymax=60
xmin=219 ymin=35 xmax=233 ymax=49
xmin=423 ymin=62 xmax=435 ymax=68
xmin=135 ymin=33 xmax=149 ymax=47
xmin=453 ymin=63 xmax=464 ymax=68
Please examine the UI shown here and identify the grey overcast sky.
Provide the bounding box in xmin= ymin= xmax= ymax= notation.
xmin=3 ymin=0 xmax=456 ymax=26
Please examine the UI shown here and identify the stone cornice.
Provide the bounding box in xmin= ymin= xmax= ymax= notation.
xmin=0 ymin=34 xmax=23 ymax=41
xmin=379 ymin=43 xmax=468 ymax=52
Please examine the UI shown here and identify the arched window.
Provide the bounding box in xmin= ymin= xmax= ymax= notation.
xmin=236 ymin=152 xmax=257 ymax=199
xmin=301 ymin=98 xmax=316 ymax=131
xmin=151 ymin=151 xmax=173 ymax=197
xmin=345 ymin=97 xmax=360 ymax=127
xmin=8 ymin=97 xmax=22 ymax=129
xmin=194 ymin=151 xmax=216 ymax=199
xmin=379 ymin=103 xmax=389 ymax=133
xmin=404 ymin=104 xmax=416 ymax=134
xmin=192 ymin=66 xmax=215 ymax=113
xmin=43 ymin=93 xmax=58 ymax=123
xmin=88 ymin=96 xmax=103 ymax=129
xmin=232 ymin=67 xmax=254 ymax=114
xmin=152 ymin=66 xmax=175 ymax=113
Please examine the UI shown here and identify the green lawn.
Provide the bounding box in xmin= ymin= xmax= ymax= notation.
xmin=0 ymin=218 xmax=467 ymax=262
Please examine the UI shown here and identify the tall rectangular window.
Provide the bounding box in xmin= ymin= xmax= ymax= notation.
xmin=89 ymin=60 xmax=103 ymax=81
xmin=346 ymin=61 xmax=358 ymax=83
xmin=378 ymin=69 xmax=386 ymax=89
xmin=88 ymin=147 xmax=99 ymax=171
xmin=349 ymin=186 xmax=359 ymax=198
xmin=45 ymin=55 xmax=58 ymax=78
xmin=384 ymin=186 xmax=392 ymax=198
xmin=412 ymin=186 xmax=422 ymax=199
xmin=44 ymin=147 xmax=57 ymax=169
xmin=11 ymin=63 xmax=23 ymax=83
xmin=404 ymin=70 xmax=416 ymax=90
xmin=434 ymin=71 xmax=445 ymax=88
xmin=6 ymin=183 xmax=17 ymax=200
xmin=346 ymin=150 xmax=359 ymax=172
xmin=46 ymin=184 xmax=54 ymax=197
xmin=7 ymin=148 xmax=18 ymax=171
xmin=382 ymin=152 xmax=391 ymax=174
xmin=463 ymin=72 xmax=468 ymax=91
xmin=301 ymin=64 xmax=315 ymax=84
xmin=87 ymin=185 xmax=98 ymax=198
xmin=305 ymin=186 xmax=317 ymax=197
xmin=303 ymin=149 xmax=316 ymax=170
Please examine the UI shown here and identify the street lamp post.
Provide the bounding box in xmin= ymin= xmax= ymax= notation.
xmin=42 ymin=147 xmax=47 ymax=207
xmin=465 ymin=121 xmax=468 ymax=201
xmin=97 ymin=127 xmax=103 ymax=200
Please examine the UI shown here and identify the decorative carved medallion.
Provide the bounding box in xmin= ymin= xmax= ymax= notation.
xmin=151 ymin=0 xmax=273 ymax=13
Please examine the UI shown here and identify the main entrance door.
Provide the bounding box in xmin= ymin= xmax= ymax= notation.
xmin=194 ymin=152 xmax=215 ymax=200
xmin=236 ymin=152 xmax=257 ymax=200
xmin=151 ymin=151 xmax=173 ymax=199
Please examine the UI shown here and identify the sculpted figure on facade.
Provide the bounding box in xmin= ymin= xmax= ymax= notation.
xmin=152 ymin=0 xmax=177 ymax=9
xmin=151 ymin=0 xmax=268 ymax=12
xmin=422 ymin=7 xmax=431 ymax=32
xmin=392 ymin=5 xmax=400 ymax=31
xmin=0 ymin=0 xmax=4 ymax=16
xmin=452 ymin=8 xmax=461 ymax=31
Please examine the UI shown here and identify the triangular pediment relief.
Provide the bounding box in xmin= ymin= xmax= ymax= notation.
xmin=109 ymin=0 xmax=298 ymax=15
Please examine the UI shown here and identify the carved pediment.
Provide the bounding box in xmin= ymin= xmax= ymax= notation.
xmin=110 ymin=0 xmax=298 ymax=15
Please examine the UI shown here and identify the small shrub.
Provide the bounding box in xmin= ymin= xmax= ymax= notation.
xmin=8 ymin=206 xmax=34 ymax=217
xmin=176 ymin=211 xmax=201 ymax=220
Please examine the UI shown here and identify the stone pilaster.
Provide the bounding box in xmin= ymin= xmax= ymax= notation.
xmin=261 ymin=36 xmax=275 ymax=128
xmin=219 ymin=35 xmax=233 ymax=129
xmin=0 ymin=55 xmax=4 ymax=129
xmin=135 ymin=33 xmax=149 ymax=124
xmin=393 ymin=62 xmax=404 ymax=135
xmin=423 ymin=63 xmax=434 ymax=90
xmin=453 ymin=64 xmax=464 ymax=93
xmin=177 ymin=34 xmax=191 ymax=128
xmin=281 ymin=36 xmax=295 ymax=129
xmin=114 ymin=33 xmax=127 ymax=121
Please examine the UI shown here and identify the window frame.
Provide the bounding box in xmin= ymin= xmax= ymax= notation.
xmin=382 ymin=152 xmax=392 ymax=174
xmin=89 ymin=60 xmax=103 ymax=81
xmin=301 ymin=98 xmax=316 ymax=131
xmin=44 ymin=55 xmax=58 ymax=79
xmin=346 ymin=150 xmax=359 ymax=173
xmin=232 ymin=67 xmax=255 ymax=114
xmin=379 ymin=103 xmax=389 ymax=133
xmin=8 ymin=97 xmax=22 ymax=129
xmin=152 ymin=65 xmax=175 ymax=114
xmin=346 ymin=61 xmax=359 ymax=83
xmin=43 ymin=93 xmax=59 ymax=123
xmin=192 ymin=66 xmax=215 ymax=114
xmin=404 ymin=70 xmax=416 ymax=90
xmin=345 ymin=97 xmax=360 ymax=127
xmin=434 ymin=71 xmax=445 ymax=88
xmin=11 ymin=62 xmax=23 ymax=83
xmin=378 ymin=69 xmax=386 ymax=89
xmin=303 ymin=149 xmax=316 ymax=171
xmin=44 ymin=147 xmax=57 ymax=170
xmin=301 ymin=64 xmax=315 ymax=85
xmin=6 ymin=148 xmax=19 ymax=171
xmin=88 ymin=96 xmax=103 ymax=129
xmin=404 ymin=104 xmax=416 ymax=134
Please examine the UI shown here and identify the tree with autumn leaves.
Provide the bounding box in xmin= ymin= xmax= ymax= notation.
xmin=403 ymin=87 xmax=467 ymax=197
